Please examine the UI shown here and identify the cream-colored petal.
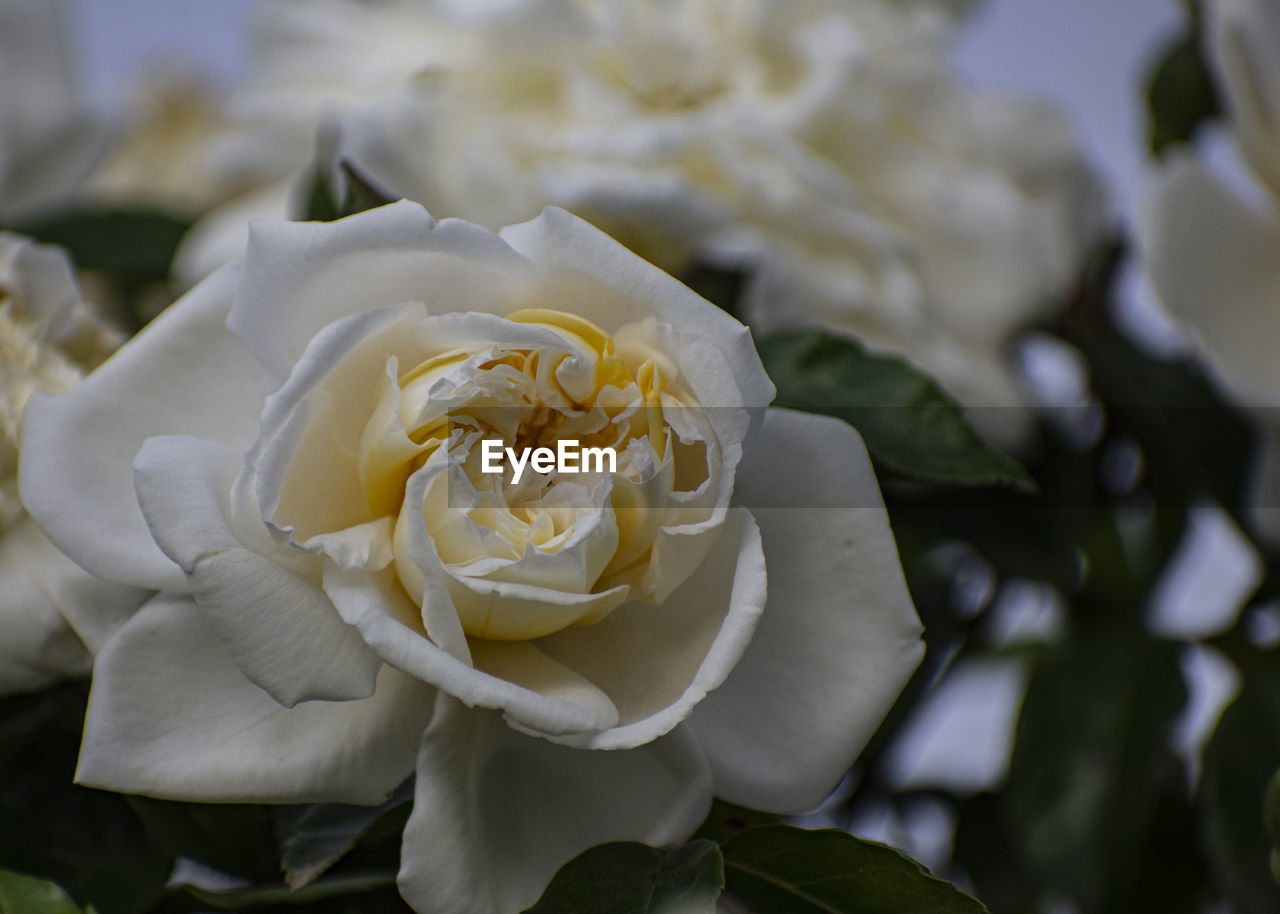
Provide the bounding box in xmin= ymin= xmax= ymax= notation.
xmin=323 ymin=564 xmax=619 ymax=735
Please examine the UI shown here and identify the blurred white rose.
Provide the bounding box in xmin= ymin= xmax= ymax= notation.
xmin=0 ymin=0 xmax=108 ymax=221
xmin=22 ymin=200 xmax=923 ymax=913
xmin=1141 ymin=0 xmax=1280 ymax=537
xmin=81 ymin=75 xmax=249 ymax=216
xmin=181 ymin=0 xmax=1104 ymax=444
xmin=0 ymin=234 xmax=146 ymax=695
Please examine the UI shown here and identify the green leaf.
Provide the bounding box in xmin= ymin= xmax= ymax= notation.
xmin=1145 ymin=10 xmax=1220 ymax=155
xmin=336 ymin=161 xmax=398 ymax=218
xmin=298 ymin=138 xmax=397 ymax=224
xmin=1065 ymin=320 xmax=1255 ymax=514
xmin=126 ymin=799 xmax=277 ymax=884
xmin=0 ymin=871 xmax=95 ymax=914
xmin=523 ymin=841 xmax=724 ymax=914
xmin=1003 ymin=635 xmax=1187 ymax=912
xmin=275 ymin=780 xmax=413 ymax=890
xmin=719 ymin=825 xmax=987 ymax=913
xmin=9 ymin=207 xmax=192 ymax=283
xmin=757 ymin=329 xmax=1034 ymax=491
xmin=1267 ymin=768 xmax=1280 ymax=885
xmin=175 ymin=871 xmax=398 ymax=910
xmin=1199 ymin=643 xmax=1280 ymax=914
xmin=691 ymin=799 xmax=778 ymax=845
xmin=0 ymin=687 xmax=170 ymax=914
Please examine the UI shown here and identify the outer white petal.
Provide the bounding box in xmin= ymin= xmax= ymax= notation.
xmin=229 ymin=200 xmax=537 ymax=380
xmin=172 ymin=180 xmax=293 ymax=286
xmin=20 ymin=263 xmax=277 ymax=591
xmin=3 ymin=517 xmax=147 ymax=662
xmin=134 ymin=434 xmax=383 ymax=707
xmin=1211 ymin=0 xmax=1280 ymax=196
xmin=533 ymin=507 xmax=766 ymax=749
xmin=1140 ymin=154 xmax=1280 ymax=406
xmin=0 ymin=518 xmax=90 ymax=694
xmin=77 ymin=592 xmax=432 ymax=804
xmin=687 ymin=408 xmax=923 ymax=813
xmin=398 ymin=699 xmax=712 ymax=914
xmin=498 ymin=206 xmax=775 ymax=408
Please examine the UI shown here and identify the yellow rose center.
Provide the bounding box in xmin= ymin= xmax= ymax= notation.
xmin=355 ymin=308 xmax=716 ymax=640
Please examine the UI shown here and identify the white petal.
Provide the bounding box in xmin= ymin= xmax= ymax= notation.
xmin=229 ymin=200 xmax=537 ymax=379
xmin=20 ymin=262 xmax=276 ymax=591
xmin=323 ymin=565 xmax=620 ymax=735
xmin=687 ymin=408 xmax=923 ymax=813
xmin=172 ymin=180 xmax=293 ymax=286
xmin=498 ymin=207 xmax=775 ymax=408
xmin=398 ymin=699 xmax=711 ymax=914
xmin=0 ymin=518 xmax=91 ymax=695
xmin=1140 ymin=155 xmax=1280 ymax=406
xmin=1211 ymin=0 xmax=1280 ymax=196
xmin=134 ymin=434 xmax=383 ymax=706
xmin=6 ymin=517 xmax=148 ymax=659
xmin=533 ymin=508 xmax=766 ymax=749
xmin=77 ymin=592 xmax=432 ymax=804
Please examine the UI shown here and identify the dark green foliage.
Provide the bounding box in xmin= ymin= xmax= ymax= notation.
xmin=759 ymin=329 xmax=1034 ymax=491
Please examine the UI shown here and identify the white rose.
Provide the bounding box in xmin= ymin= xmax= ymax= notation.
xmin=23 ymin=201 xmax=923 ymax=913
xmin=0 ymin=0 xmax=108 ymax=220
xmin=81 ymin=75 xmax=247 ymax=216
xmin=1140 ymin=0 xmax=1280 ymax=536
xmin=0 ymin=234 xmax=146 ymax=695
xmin=182 ymin=0 xmax=1103 ymax=444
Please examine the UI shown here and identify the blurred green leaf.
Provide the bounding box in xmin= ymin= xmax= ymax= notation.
xmin=337 ymin=161 xmax=397 ymax=217
xmin=301 ymin=159 xmax=397 ymax=223
xmin=10 ymin=208 xmax=191 ymax=283
xmin=127 ymin=800 xmax=276 ymax=885
xmin=719 ymin=825 xmax=987 ymax=913
xmin=0 ymin=871 xmax=95 ymax=914
xmin=1266 ymin=768 xmax=1280 ymax=885
xmin=1066 ymin=323 xmax=1255 ymax=515
xmin=1003 ymin=635 xmax=1187 ymax=912
xmin=1146 ymin=7 xmax=1221 ymax=155
xmin=523 ymin=841 xmax=723 ymax=914
xmin=1200 ymin=644 xmax=1280 ymax=914
xmin=275 ymin=781 xmax=413 ymax=891
xmin=0 ymin=686 xmax=170 ymax=914
xmin=952 ymin=792 xmax=1037 ymax=914
xmin=758 ymin=329 xmax=1034 ymax=491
